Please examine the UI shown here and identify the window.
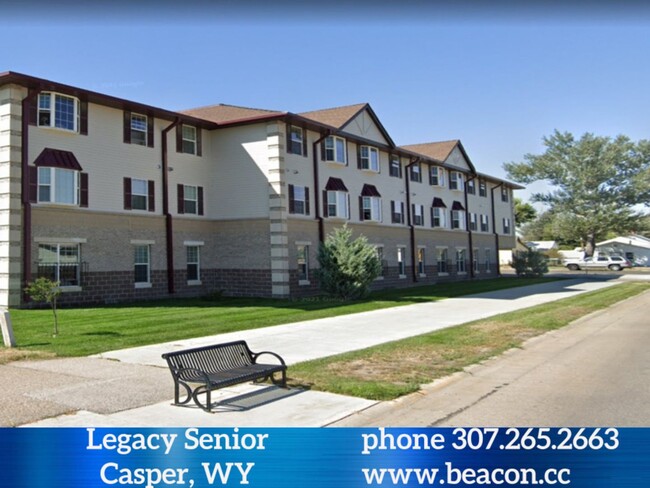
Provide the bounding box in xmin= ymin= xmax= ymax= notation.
xmin=467 ymin=179 xmax=476 ymax=195
xmin=177 ymin=124 xmax=201 ymax=156
xmin=479 ymin=180 xmax=487 ymax=197
xmin=432 ymin=207 xmax=446 ymax=228
xmin=418 ymin=248 xmax=426 ymax=275
xmin=297 ymin=245 xmax=309 ymax=283
xmin=289 ymin=185 xmax=310 ymax=215
xmin=503 ymin=217 xmax=511 ymax=234
xmin=376 ymin=246 xmax=386 ymax=278
xmin=124 ymin=178 xmax=154 ymax=212
xmin=389 ymin=155 xmax=402 ymax=178
xmin=326 ymin=191 xmax=349 ymax=219
xmin=323 ymin=136 xmax=346 ymax=164
xmin=38 ymin=167 xmax=79 ymax=205
xmin=485 ymin=249 xmax=491 ymax=272
xmin=130 ymin=113 xmax=148 ymax=146
xmin=362 ymin=196 xmax=382 ymax=222
xmin=501 ymin=187 xmax=509 ymax=202
xmin=391 ymin=201 xmax=405 ymax=224
xmin=38 ymin=92 xmax=80 ymax=132
xmin=437 ymin=248 xmax=448 ymax=274
xmin=186 ymin=246 xmax=200 ymax=283
xmin=450 ymin=171 xmax=464 ymax=190
xmin=134 ymin=245 xmax=151 ymax=285
xmin=469 ymin=213 xmax=478 ymax=231
xmin=359 ymin=146 xmax=379 ymax=172
xmin=409 ymin=163 xmax=422 ymax=183
xmin=429 ymin=166 xmax=445 ymax=186
xmin=412 ymin=204 xmax=424 ymax=226
xmin=37 ymin=243 xmax=81 ymax=287
xmin=473 ymin=248 xmax=480 ymax=273
xmin=288 ymin=126 xmax=307 ymax=156
xmin=456 ymin=249 xmax=467 ymax=273
xmin=177 ymin=184 xmax=204 ymax=215
xmin=480 ymin=214 xmax=489 ymax=232
xmin=451 ymin=210 xmax=465 ymax=230
xmin=397 ymin=247 xmax=406 ymax=277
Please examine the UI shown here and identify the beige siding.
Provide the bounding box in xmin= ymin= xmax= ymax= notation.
xmin=446 ymin=146 xmax=472 ymax=171
xmin=341 ymin=110 xmax=389 ymax=145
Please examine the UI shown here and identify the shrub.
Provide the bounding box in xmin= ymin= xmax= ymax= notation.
xmin=317 ymin=225 xmax=382 ymax=300
xmin=510 ymin=249 xmax=549 ymax=277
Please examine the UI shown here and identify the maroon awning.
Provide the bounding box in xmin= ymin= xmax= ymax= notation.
xmin=432 ymin=197 xmax=446 ymax=208
xmin=33 ymin=148 xmax=83 ymax=171
xmin=452 ymin=200 xmax=465 ymax=211
xmin=324 ymin=177 xmax=348 ymax=192
xmin=360 ymin=184 xmax=381 ymax=197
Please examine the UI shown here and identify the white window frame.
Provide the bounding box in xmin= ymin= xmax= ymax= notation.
xmin=38 ymin=92 xmax=80 ymax=132
xmin=450 ymin=171 xmax=464 ymax=191
xmin=456 ymin=248 xmax=467 ymax=274
xmin=432 ymin=207 xmax=446 ymax=228
xmin=501 ymin=187 xmax=509 ymax=202
xmin=392 ymin=200 xmax=404 ymax=224
xmin=480 ymin=214 xmax=489 ymax=232
xmin=289 ymin=126 xmax=304 ymax=155
xmin=451 ymin=210 xmax=466 ymax=230
xmin=130 ymin=113 xmax=148 ymax=146
xmin=131 ymin=178 xmax=149 ymax=211
xmin=38 ymin=167 xmax=79 ymax=206
xmin=183 ymin=184 xmax=199 ymax=215
xmin=182 ymin=125 xmax=198 ymax=155
xmin=133 ymin=244 xmax=151 ymax=288
xmin=417 ymin=246 xmax=426 ymax=277
xmin=359 ymin=145 xmax=380 ymax=172
xmin=467 ymin=179 xmax=476 ymax=194
xmin=389 ymin=155 xmax=401 ymax=178
xmin=469 ymin=212 xmax=478 ymax=231
xmin=437 ymin=247 xmax=449 ymax=275
xmin=324 ymin=136 xmax=346 ymax=164
xmin=362 ymin=196 xmax=382 ymax=222
xmin=503 ymin=217 xmax=511 ymax=234
xmin=397 ymin=246 xmax=406 ymax=278
xmin=413 ymin=204 xmax=424 ymax=226
xmin=479 ymin=180 xmax=487 ymax=197
xmin=186 ymin=245 xmax=201 ymax=285
xmin=410 ymin=163 xmax=422 ymax=182
xmin=292 ymin=185 xmax=308 ymax=215
xmin=297 ymin=243 xmax=310 ymax=285
xmin=430 ymin=166 xmax=445 ymax=187
xmin=327 ymin=190 xmax=349 ymax=219
xmin=37 ymin=243 xmax=82 ymax=289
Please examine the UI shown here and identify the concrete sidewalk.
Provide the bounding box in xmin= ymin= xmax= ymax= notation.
xmin=18 ymin=278 xmax=628 ymax=427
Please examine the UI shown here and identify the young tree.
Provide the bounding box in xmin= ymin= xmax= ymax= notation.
xmin=504 ymin=131 xmax=650 ymax=255
xmin=317 ymin=225 xmax=382 ymax=300
xmin=25 ymin=278 xmax=62 ymax=337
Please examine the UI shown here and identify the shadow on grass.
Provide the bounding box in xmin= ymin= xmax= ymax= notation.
xmin=81 ymin=331 xmax=123 ymax=337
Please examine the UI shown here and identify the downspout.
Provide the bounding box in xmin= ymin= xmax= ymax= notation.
xmin=21 ymin=88 xmax=39 ymax=300
xmin=464 ymin=175 xmax=477 ymax=278
xmin=312 ymin=130 xmax=332 ymax=243
xmin=405 ymin=157 xmax=420 ymax=283
xmin=491 ymin=181 xmax=504 ymax=277
xmin=162 ymin=117 xmax=181 ymax=294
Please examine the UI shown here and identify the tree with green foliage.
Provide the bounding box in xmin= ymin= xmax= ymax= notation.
xmin=514 ymin=197 xmax=537 ymax=226
xmin=25 ymin=277 xmax=62 ymax=337
xmin=317 ymin=225 xmax=382 ymax=300
xmin=504 ymin=130 xmax=650 ymax=256
xmin=510 ymin=249 xmax=549 ymax=277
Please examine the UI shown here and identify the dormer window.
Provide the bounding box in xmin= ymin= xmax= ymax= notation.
xmin=358 ymin=145 xmax=379 ymax=172
xmin=323 ymin=136 xmax=347 ymax=164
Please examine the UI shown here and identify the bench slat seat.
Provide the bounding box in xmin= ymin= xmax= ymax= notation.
xmin=162 ymin=340 xmax=287 ymax=412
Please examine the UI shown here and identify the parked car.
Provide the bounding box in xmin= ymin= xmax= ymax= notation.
xmin=564 ymin=255 xmax=632 ymax=271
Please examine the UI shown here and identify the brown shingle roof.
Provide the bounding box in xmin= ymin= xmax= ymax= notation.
xmin=180 ymin=104 xmax=285 ymax=124
xmin=299 ymin=103 xmax=368 ymax=129
xmin=399 ymin=140 xmax=460 ymax=162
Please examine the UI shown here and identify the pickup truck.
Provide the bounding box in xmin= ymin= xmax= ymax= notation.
xmin=564 ymin=255 xmax=632 ymax=271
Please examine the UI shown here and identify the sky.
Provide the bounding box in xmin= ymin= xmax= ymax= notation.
xmin=4 ymin=1 xmax=650 ymax=205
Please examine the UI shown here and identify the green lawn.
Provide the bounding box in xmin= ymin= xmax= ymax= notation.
xmin=7 ymin=277 xmax=556 ymax=357
xmin=288 ymin=282 xmax=650 ymax=400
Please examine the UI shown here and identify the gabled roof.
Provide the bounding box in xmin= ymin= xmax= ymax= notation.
xmin=299 ymin=103 xmax=395 ymax=147
xmin=180 ymin=103 xmax=286 ymax=125
xmin=597 ymin=236 xmax=650 ymax=250
xmin=399 ymin=139 xmax=476 ymax=173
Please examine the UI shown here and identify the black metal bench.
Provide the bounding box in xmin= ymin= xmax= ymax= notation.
xmin=161 ymin=340 xmax=287 ymax=412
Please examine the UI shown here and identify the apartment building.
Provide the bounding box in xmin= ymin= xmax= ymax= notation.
xmin=0 ymin=72 xmax=521 ymax=307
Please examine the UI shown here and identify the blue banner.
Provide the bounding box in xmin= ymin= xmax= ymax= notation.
xmin=0 ymin=428 xmax=647 ymax=487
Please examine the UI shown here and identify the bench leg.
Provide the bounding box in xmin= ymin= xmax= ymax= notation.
xmin=191 ymin=385 xmax=214 ymax=413
xmin=174 ymin=381 xmax=193 ymax=406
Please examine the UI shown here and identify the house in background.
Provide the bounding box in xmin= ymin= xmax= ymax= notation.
xmin=0 ymin=71 xmax=522 ymax=307
xmin=596 ymin=235 xmax=650 ymax=266
xmin=525 ymin=241 xmax=559 ymax=253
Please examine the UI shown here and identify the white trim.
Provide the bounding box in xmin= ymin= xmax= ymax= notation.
xmin=183 ymin=240 xmax=205 ymax=246
xmin=135 ymin=282 xmax=152 ymax=289
xmin=59 ymin=286 xmax=82 ymax=293
xmin=295 ymin=240 xmax=312 ymax=246
xmin=187 ymin=280 xmax=202 ymax=286
xmin=35 ymin=237 xmax=87 ymax=244
xmin=131 ymin=239 xmax=155 ymax=245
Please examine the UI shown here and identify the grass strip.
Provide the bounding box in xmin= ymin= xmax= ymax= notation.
xmin=5 ymin=277 xmax=555 ymax=357
xmin=288 ymin=282 xmax=650 ymax=400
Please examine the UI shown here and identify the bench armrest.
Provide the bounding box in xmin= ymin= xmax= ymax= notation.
xmin=173 ymin=366 xmax=211 ymax=384
xmin=252 ymin=350 xmax=286 ymax=366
